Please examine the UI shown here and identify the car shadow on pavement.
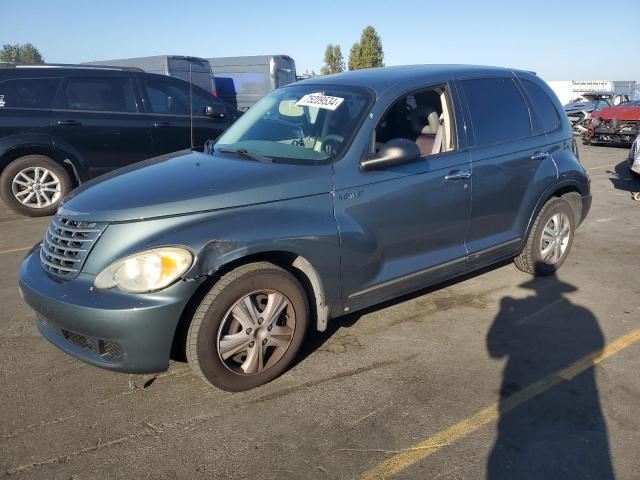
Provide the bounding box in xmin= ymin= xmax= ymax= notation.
xmin=608 ymin=160 xmax=640 ymax=195
xmin=485 ymin=270 xmax=614 ymax=480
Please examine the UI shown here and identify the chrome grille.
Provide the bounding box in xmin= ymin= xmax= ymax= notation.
xmin=40 ymin=216 xmax=106 ymax=279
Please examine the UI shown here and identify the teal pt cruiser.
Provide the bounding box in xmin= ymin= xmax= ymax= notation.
xmin=19 ymin=65 xmax=591 ymax=391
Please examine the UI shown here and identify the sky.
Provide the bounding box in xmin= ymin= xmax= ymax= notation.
xmin=1 ymin=0 xmax=638 ymax=81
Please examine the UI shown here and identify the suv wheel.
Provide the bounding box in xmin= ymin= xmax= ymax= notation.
xmin=186 ymin=262 xmax=309 ymax=391
xmin=514 ymin=197 xmax=575 ymax=276
xmin=0 ymin=155 xmax=72 ymax=217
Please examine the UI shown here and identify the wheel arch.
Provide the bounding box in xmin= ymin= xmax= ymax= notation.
xmin=0 ymin=143 xmax=83 ymax=187
xmin=171 ymin=250 xmax=331 ymax=361
xmin=524 ymin=181 xmax=585 ymax=245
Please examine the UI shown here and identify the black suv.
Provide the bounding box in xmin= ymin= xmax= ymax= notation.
xmin=0 ymin=64 xmax=235 ymax=216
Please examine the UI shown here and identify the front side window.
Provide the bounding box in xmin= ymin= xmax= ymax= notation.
xmin=143 ymin=78 xmax=190 ymax=115
xmin=520 ymin=79 xmax=561 ymax=134
xmin=375 ymin=86 xmax=457 ymax=157
xmin=215 ymin=84 xmax=373 ymax=164
xmin=0 ymin=78 xmax=60 ymax=109
xmin=64 ymin=77 xmax=136 ymax=112
xmin=462 ymin=78 xmax=532 ymax=146
xmin=191 ymin=89 xmax=227 ymax=117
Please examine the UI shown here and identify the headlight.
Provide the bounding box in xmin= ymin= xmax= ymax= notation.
xmin=94 ymin=247 xmax=193 ymax=293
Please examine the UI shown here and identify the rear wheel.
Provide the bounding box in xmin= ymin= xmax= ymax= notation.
xmin=186 ymin=262 xmax=309 ymax=391
xmin=0 ymin=155 xmax=71 ymax=217
xmin=514 ymin=197 xmax=575 ymax=276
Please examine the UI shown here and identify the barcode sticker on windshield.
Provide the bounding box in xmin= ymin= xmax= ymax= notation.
xmin=296 ymin=93 xmax=344 ymax=111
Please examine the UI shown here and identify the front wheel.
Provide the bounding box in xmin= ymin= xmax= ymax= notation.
xmin=186 ymin=262 xmax=309 ymax=391
xmin=514 ymin=197 xmax=575 ymax=276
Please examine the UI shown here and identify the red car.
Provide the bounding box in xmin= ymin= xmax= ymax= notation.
xmin=588 ymin=100 xmax=640 ymax=145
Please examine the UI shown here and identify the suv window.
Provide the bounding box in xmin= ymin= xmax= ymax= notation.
xmin=63 ymin=77 xmax=137 ymax=112
xmin=520 ymin=79 xmax=561 ymax=133
xmin=462 ymin=78 xmax=532 ymax=146
xmin=0 ymin=78 xmax=60 ymax=109
xmin=143 ymin=78 xmax=190 ymax=115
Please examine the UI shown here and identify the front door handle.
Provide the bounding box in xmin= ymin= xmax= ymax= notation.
xmin=56 ymin=119 xmax=82 ymax=126
xmin=152 ymin=121 xmax=171 ymax=128
xmin=531 ymin=152 xmax=550 ymax=161
xmin=445 ymin=170 xmax=472 ymax=181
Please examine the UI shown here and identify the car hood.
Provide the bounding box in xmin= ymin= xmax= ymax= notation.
xmin=592 ymin=105 xmax=640 ymax=121
xmin=59 ymin=150 xmax=333 ymax=222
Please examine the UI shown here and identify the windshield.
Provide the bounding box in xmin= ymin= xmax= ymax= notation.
xmin=215 ymin=84 xmax=373 ymax=164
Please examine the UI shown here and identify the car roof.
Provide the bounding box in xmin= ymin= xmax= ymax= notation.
xmin=294 ymin=64 xmax=533 ymax=96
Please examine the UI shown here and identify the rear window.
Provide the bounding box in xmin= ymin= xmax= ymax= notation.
xmin=520 ymin=79 xmax=561 ymax=134
xmin=0 ymin=78 xmax=60 ymax=109
xmin=63 ymin=77 xmax=137 ymax=112
xmin=462 ymin=78 xmax=532 ymax=146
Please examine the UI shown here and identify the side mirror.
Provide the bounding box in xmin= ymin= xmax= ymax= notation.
xmin=360 ymin=138 xmax=421 ymax=171
xmin=205 ymin=104 xmax=226 ymax=118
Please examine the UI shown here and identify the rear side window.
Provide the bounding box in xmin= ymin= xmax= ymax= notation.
xmin=143 ymin=78 xmax=190 ymax=115
xmin=63 ymin=77 xmax=137 ymax=112
xmin=462 ymin=78 xmax=532 ymax=146
xmin=520 ymin=79 xmax=561 ymax=133
xmin=0 ymin=78 xmax=60 ymax=109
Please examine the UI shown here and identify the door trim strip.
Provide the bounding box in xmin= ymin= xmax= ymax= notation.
xmin=347 ymin=237 xmax=522 ymax=300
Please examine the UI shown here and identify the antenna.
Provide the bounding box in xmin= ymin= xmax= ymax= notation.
xmin=189 ymin=58 xmax=194 ymax=149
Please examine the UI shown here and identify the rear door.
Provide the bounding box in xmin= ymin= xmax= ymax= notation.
xmin=50 ymin=74 xmax=152 ymax=178
xmin=459 ymin=76 xmax=558 ymax=266
xmin=139 ymin=75 xmax=191 ymax=155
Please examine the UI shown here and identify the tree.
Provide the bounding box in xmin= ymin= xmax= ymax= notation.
xmin=0 ymin=43 xmax=44 ymax=64
xmin=348 ymin=26 xmax=384 ymax=70
xmin=320 ymin=44 xmax=344 ymax=75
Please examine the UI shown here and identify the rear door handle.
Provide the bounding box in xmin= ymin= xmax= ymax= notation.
xmin=445 ymin=170 xmax=472 ymax=181
xmin=56 ymin=119 xmax=82 ymax=126
xmin=531 ymin=152 xmax=550 ymax=161
xmin=152 ymin=121 xmax=171 ymax=128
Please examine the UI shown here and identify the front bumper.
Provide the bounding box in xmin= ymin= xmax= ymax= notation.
xmin=19 ymin=248 xmax=202 ymax=373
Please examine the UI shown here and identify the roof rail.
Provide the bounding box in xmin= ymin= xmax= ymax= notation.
xmin=0 ymin=62 xmax=144 ymax=72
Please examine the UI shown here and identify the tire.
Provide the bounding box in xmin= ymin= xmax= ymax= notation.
xmin=186 ymin=262 xmax=309 ymax=391
xmin=514 ymin=197 xmax=575 ymax=276
xmin=0 ymin=155 xmax=72 ymax=217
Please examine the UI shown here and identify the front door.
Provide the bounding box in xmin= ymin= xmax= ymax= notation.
xmin=334 ymin=85 xmax=471 ymax=310
xmin=139 ymin=75 xmax=192 ymax=155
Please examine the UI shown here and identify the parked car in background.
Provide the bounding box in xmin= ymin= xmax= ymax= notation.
xmin=208 ymin=55 xmax=296 ymax=112
xmin=629 ymin=134 xmax=640 ymax=176
xmin=19 ymin=65 xmax=591 ymax=391
xmin=587 ymin=100 xmax=640 ymax=145
xmin=85 ymin=55 xmax=216 ymax=96
xmin=0 ymin=64 xmax=235 ymax=216
xmin=563 ymin=92 xmax=614 ymax=135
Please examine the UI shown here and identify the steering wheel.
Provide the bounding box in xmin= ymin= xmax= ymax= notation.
xmin=320 ymin=134 xmax=345 ymax=156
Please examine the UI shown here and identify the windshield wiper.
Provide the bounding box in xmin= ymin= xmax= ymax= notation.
xmin=215 ymin=147 xmax=273 ymax=163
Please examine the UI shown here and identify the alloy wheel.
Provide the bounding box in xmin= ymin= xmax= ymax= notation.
xmin=217 ymin=290 xmax=296 ymax=375
xmin=540 ymin=212 xmax=571 ymax=265
xmin=11 ymin=167 xmax=62 ymax=209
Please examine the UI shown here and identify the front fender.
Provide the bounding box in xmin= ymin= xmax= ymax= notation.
xmin=82 ymin=195 xmax=343 ymax=319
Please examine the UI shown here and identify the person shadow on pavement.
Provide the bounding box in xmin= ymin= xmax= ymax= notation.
xmin=486 ymin=271 xmax=615 ymax=480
